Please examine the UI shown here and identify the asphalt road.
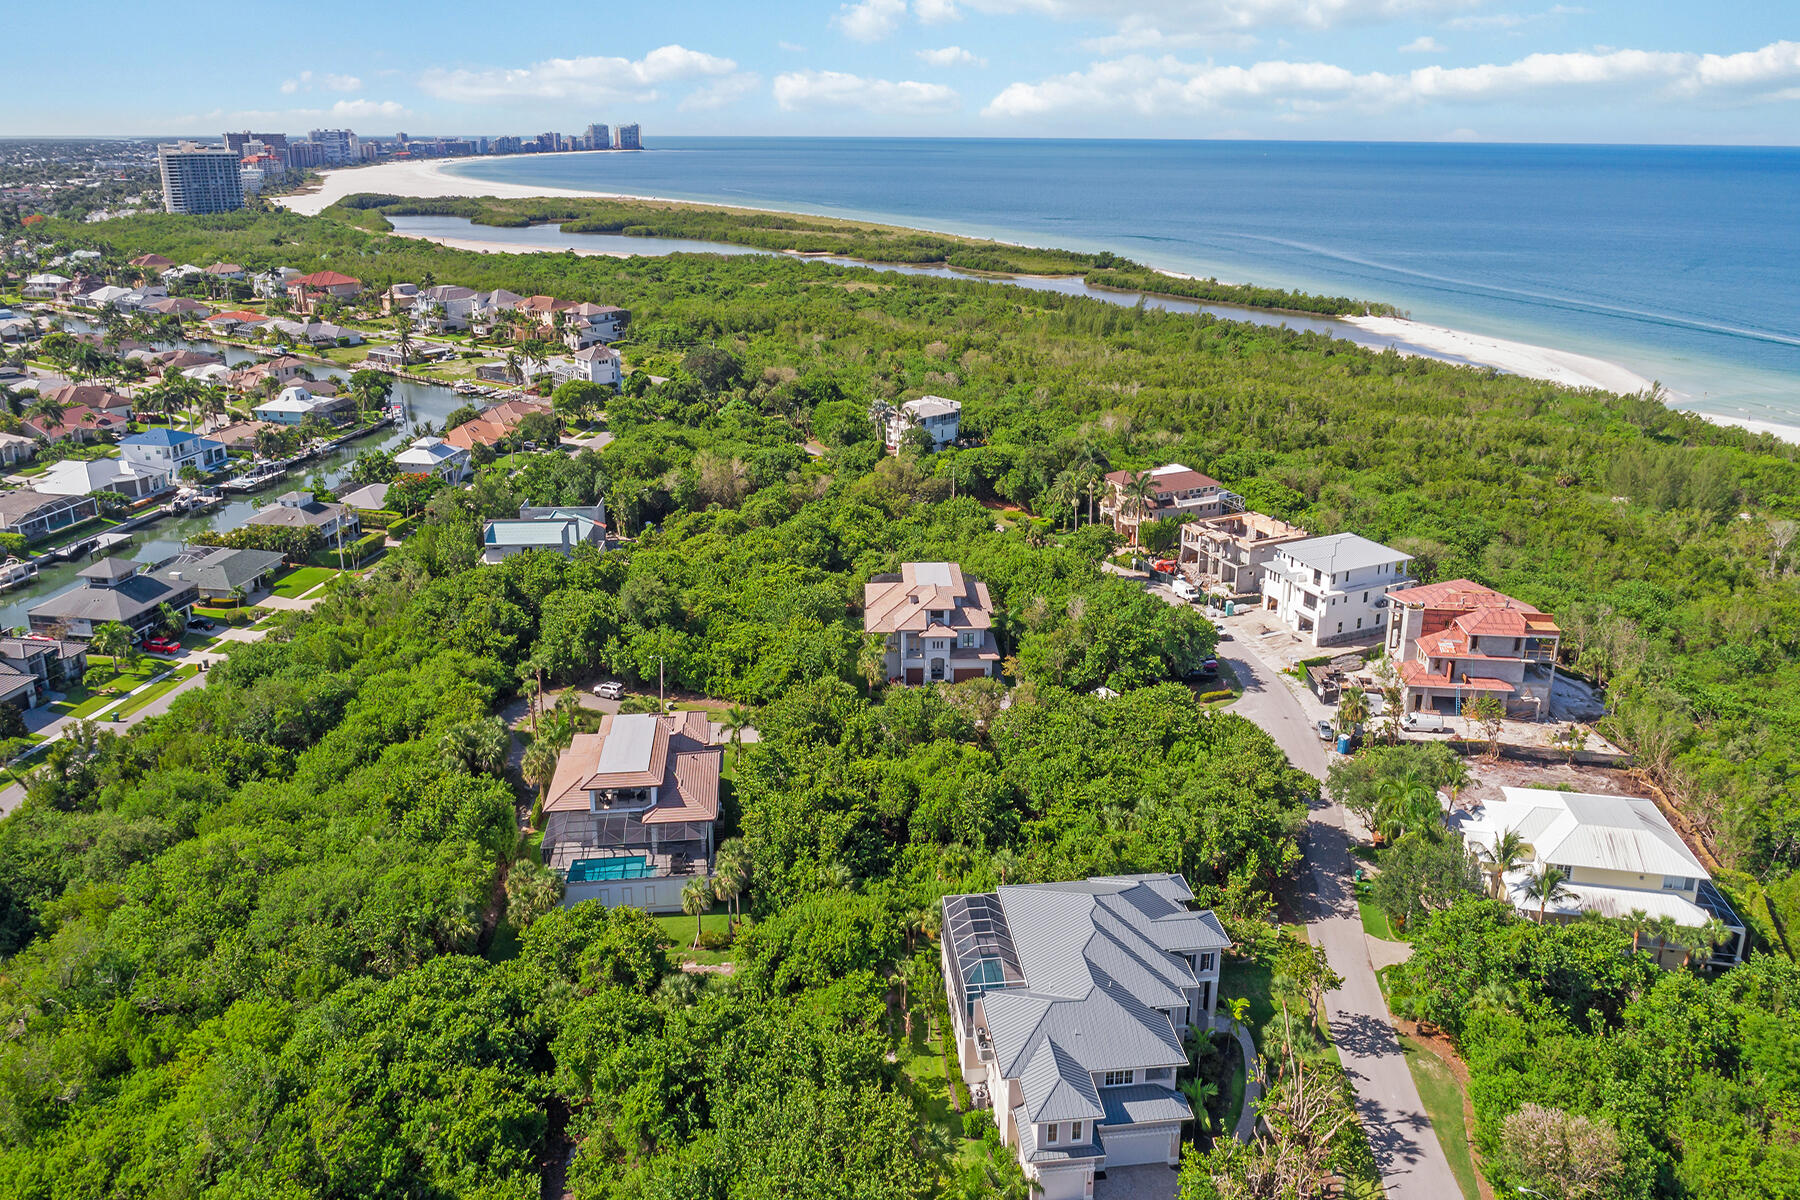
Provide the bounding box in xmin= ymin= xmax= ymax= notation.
xmin=1218 ymin=626 xmax=1462 ymax=1200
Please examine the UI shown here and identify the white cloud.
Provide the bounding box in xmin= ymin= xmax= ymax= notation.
xmin=679 ymin=72 xmax=763 ymax=111
xmin=983 ymin=40 xmax=1800 ymax=119
xmin=916 ymin=0 xmax=961 ymax=21
xmin=918 ymin=45 xmax=988 ymax=67
xmin=197 ymin=98 xmax=411 ymax=129
xmin=418 ymin=45 xmax=736 ymax=103
xmin=1445 ymin=5 xmax=1581 ymax=31
xmin=833 ymin=0 xmax=908 ymax=41
xmin=280 ymin=69 xmax=363 ymax=95
xmin=323 ymin=73 xmax=363 ymax=93
xmin=779 ymin=40 xmax=808 ymax=52
xmin=1399 ymin=35 xmax=1444 ymax=53
xmin=328 ymin=98 xmax=405 ymax=120
xmin=774 ymin=69 xmax=960 ymax=113
xmin=960 ymin=0 xmax=1489 ymax=36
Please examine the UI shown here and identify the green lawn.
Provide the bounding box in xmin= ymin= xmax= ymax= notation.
xmin=653 ymin=908 xmax=735 ymax=966
xmin=900 ymin=1021 xmax=984 ymax=1171
xmin=1357 ymin=884 xmax=1403 ymax=941
xmin=269 ymin=565 xmax=339 ymax=598
xmin=50 ymin=656 xmax=165 ymax=718
xmin=1399 ymin=1033 xmax=1481 ymax=1200
xmin=110 ymin=664 xmax=200 ymax=720
xmin=1220 ymin=956 xmax=1277 ymax=1039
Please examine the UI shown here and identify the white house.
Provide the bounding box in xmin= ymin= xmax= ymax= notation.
xmin=253 ymin=386 xmax=352 ymax=425
xmin=883 ymin=395 xmax=961 ymax=452
xmin=942 ymin=875 xmax=1230 ymax=1199
xmin=549 ymin=344 xmax=622 ymax=387
xmin=119 ymin=428 xmax=229 ymax=478
xmin=413 ymin=284 xmax=478 ymax=331
xmin=394 ymin=436 xmax=471 ymax=483
xmin=22 ymin=273 xmax=69 ymax=299
xmin=34 ymin=457 xmax=172 ymax=501
xmin=864 ymin=561 xmax=1000 ymax=684
xmin=1261 ymin=533 xmax=1414 ymax=647
xmin=251 ymin=267 xmax=300 ymax=299
xmin=1456 ymin=788 xmax=1746 ymax=970
xmin=481 ymin=504 xmax=607 ymax=564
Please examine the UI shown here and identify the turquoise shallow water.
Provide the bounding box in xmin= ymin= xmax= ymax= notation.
xmin=445 ymin=138 xmax=1800 ymax=426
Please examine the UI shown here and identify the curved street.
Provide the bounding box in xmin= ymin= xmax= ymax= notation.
xmin=1217 ymin=619 xmax=1461 ymax=1200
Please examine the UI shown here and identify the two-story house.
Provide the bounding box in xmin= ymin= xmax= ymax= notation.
xmin=243 ymin=490 xmax=359 ymax=548
xmin=562 ymin=302 xmax=629 ymax=348
xmin=1385 ymin=579 xmax=1562 ymax=720
xmin=1178 ymin=510 xmax=1310 ymax=598
xmin=481 ymin=504 xmax=606 ymax=564
xmin=1101 ymin=464 xmax=1231 ymax=538
xmin=285 ymin=270 xmax=361 ymax=314
xmin=119 ymin=428 xmax=229 ymax=479
xmin=943 ymin=875 xmax=1231 ymax=1199
xmin=882 ymin=395 xmax=961 ymax=453
xmin=1260 ymin=533 xmax=1414 ymax=648
xmin=548 ymin=344 xmax=623 ymax=388
xmin=393 ymin=435 xmax=471 ymax=483
xmin=28 ymin=558 xmax=199 ymax=640
xmin=413 ymin=284 xmax=479 ymax=331
xmin=1457 ymin=788 xmax=1745 ymax=970
xmin=542 ymin=711 xmax=720 ymax=912
xmin=864 ymin=561 xmax=1000 ymax=684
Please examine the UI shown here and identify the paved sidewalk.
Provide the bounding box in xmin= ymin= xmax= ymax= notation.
xmin=1229 ymin=1020 xmax=1264 ymax=1143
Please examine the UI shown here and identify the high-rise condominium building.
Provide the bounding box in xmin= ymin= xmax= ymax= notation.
xmin=307 ymin=128 xmax=358 ymax=165
xmin=158 ymin=142 xmax=245 ymax=214
xmin=586 ymin=124 xmax=610 ymax=151
xmin=615 ymin=123 xmax=641 ymax=150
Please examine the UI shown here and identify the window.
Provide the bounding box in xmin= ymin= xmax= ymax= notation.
xmin=1102 ymin=1070 xmax=1133 ymax=1087
xmin=1070 ymin=1121 xmax=1083 ymax=1141
xmin=1363 ymin=591 xmax=1369 ymax=602
xmin=1663 ymin=875 xmax=1694 ymax=891
xmin=1198 ymin=952 xmax=1214 ymax=972
xmin=1045 ymin=1123 xmax=1058 ymax=1144
xmin=1336 ymin=622 xmax=1343 ymax=633
xmin=1356 ymin=618 xmax=1363 ymax=629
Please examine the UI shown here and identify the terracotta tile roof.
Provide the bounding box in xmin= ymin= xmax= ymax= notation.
xmin=1104 ymin=463 xmax=1222 ymax=495
xmin=544 ymin=710 xmax=720 ymax=821
xmin=289 ymin=270 xmax=360 ymax=288
xmin=1398 ymin=659 xmax=1517 ymax=692
xmin=864 ymin=562 xmax=996 ymax=634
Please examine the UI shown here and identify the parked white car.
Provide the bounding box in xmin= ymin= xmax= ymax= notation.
xmin=592 ymin=680 xmax=626 ymax=700
xmin=1171 ymin=578 xmax=1200 ymax=602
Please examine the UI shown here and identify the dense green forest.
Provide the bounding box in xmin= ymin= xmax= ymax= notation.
xmin=320 ymin=191 xmax=1396 ymax=316
xmin=8 ymin=203 xmax=1800 ymax=1196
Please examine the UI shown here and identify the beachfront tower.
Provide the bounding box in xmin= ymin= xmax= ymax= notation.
xmin=158 ymin=142 xmax=245 ymax=215
xmin=616 ymin=123 xmax=642 ymax=150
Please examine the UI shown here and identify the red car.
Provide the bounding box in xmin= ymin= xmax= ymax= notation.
xmin=142 ymin=637 xmax=183 ymax=655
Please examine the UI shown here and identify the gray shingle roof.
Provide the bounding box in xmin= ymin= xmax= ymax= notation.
xmin=1100 ymin=1084 xmax=1194 ymax=1128
xmin=154 ymin=546 xmax=286 ymax=593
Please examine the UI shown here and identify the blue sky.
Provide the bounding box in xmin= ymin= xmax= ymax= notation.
xmin=8 ymin=1 xmax=1798 ymax=143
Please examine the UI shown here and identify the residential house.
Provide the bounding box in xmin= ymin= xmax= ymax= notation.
xmin=266 ymin=318 xmax=361 ymax=346
xmin=548 ymin=344 xmax=622 ymax=387
xmin=444 ymin=399 xmax=555 ymax=453
xmin=0 ymin=432 xmax=35 ymax=467
xmin=244 ymin=490 xmax=359 ymax=547
xmin=129 ymin=253 xmax=174 ymax=270
xmin=150 ymin=544 xmax=286 ymax=602
xmin=35 ymin=456 xmax=171 ymax=501
xmin=22 ymin=273 xmax=69 ymax=298
xmin=470 ymin=288 xmax=524 ymax=333
xmin=542 ymin=710 xmax=721 ymax=912
xmin=336 ymin=482 xmax=390 ymax=511
xmin=41 ymin=384 xmax=133 ymax=419
xmin=0 ymin=663 xmax=37 ymax=715
xmin=143 ymin=296 xmax=213 ymax=319
xmin=382 ymin=283 xmax=419 ymax=314
xmin=1457 ymin=788 xmax=1746 ymax=969
xmin=364 ymin=341 xmax=457 ymax=368
xmin=1260 ymin=533 xmax=1414 ymax=648
xmin=413 ymin=284 xmax=478 ymax=331
xmin=864 ymin=561 xmax=1000 ymax=684
xmin=202 ymin=262 xmax=245 ymax=281
xmin=481 ymin=504 xmax=606 ymax=564
xmin=1178 ymin=510 xmax=1310 ymax=598
xmin=0 ymin=490 xmax=99 ymax=542
xmin=155 ymin=348 xmax=223 ymax=374
xmin=1101 ymin=464 xmax=1232 ymax=538
xmin=120 ymin=427 xmax=229 ymax=479
xmin=252 ymin=386 xmax=352 ymax=425
xmin=202 ymin=309 xmax=267 ymax=335
xmin=28 ymin=557 xmax=199 ymax=640
xmin=79 ymin=284 xmax=136 ymax=311
xmin=59 ymin=275 xmax=106 ymax=304
xmin=561 ymin=302 xmax=628 ymax=348
xmin=181 ymin=363 xmax=235 ymax=386
xmin=0 ymin=636 xmax=89 ymax=704
xmin=882 ymin=395 xmax=961 ymax=453
xmin=518 ymin=294 xmax=575 ymax=333
xmin=251 ymin=267 xmax=300 ymax=299
xmin=393 ymin=436 xmax=471 ymax=483
xmin=942 ymin=875 xmax=1230 ymax=1197
xmin=206 ymin=420 xmax=271 ymax=450
xmin=21 ymin=405 xmax=128 ymax=444
xmin=285 ymin=270 xmax=361 ymax=313
xmin=1384 ymin=579 xmax=1562 ymax=720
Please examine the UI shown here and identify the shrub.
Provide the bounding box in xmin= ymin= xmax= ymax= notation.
xmin=0 ymin=532 xmax=26 ymax=557
xmin=1199 ymin=689 xmax=1234 ymax=703
xmin=386 ymin=515 xmax=418 ymax=539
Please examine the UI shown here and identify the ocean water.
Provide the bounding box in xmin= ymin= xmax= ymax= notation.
xmin=444 ymin=138 xmax=1800 ymax=426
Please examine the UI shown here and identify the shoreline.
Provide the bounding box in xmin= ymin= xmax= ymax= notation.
xmin=276 ymin=158 xmax=1789 ymax=442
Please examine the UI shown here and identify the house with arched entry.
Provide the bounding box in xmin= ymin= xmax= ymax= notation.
xmin=864 ymin=561 xmax=1000 ymax=685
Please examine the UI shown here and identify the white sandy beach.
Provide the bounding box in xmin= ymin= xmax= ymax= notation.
xmin=280 ymin=159 xmax=1793 ymax=440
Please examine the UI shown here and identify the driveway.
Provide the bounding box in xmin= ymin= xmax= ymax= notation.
xmin=1096 ymin=1164 xmax=1179 ymax=1200
xmin=1220 ymin=632 xmax=1461 ymax=1200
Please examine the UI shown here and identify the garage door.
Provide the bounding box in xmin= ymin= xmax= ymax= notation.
xmin=952 ymin=667 xmax=987 ymax=682
xmin=1033 ymin=1164 xmax=1092 ymax=1200
xmin=905 ymin=668 xmax=924 ymax=684
xmin=1103 ymin=1124 xmax=1178 ymax=1167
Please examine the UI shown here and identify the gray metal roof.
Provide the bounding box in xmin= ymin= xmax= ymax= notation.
xmin=1010 ymin=1109 xmax=1103 ymax=1164
xmin=1279 ymin=532 xmax=1412 ymax=574
xmin=1019 ymin=1040 xmax=1106 ymax=1122
xmin=1100 ymin=1084 xmax=1194 ymax=1128
xmin=30 ymin=574 xmax=197 ymax=624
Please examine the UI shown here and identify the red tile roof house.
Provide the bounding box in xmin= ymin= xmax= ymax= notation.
xmin=1101 ymin=464 xmax=1233 ymax=538
xmin=21 ymin=404 xmax=129 ymax=444
xmin=285 ymin=271 xmax=362 ymax=315
xmin=1384 ymin=579 xmax=1564 ymax=721
xmin=864 ymin=561 xmax=1001 ymax=685
xmin=541 ymin=710 xmax=721 ymax=912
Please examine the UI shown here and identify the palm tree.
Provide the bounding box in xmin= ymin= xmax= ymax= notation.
xmin=1522 ymin=864 xmax=1572 ymax=923
xmin=520 ymin=737 xmax=560 ymax=825
xmin=1179 ymin=1076 xmax=1220 ymax=1137
xmin=392 ymin=314 xmax=416 ymax=365
xmin=1622 ymin=907 xmax=1652 ymax=953
xmin=1336 ymin=687 xmax=1369 ymax=738
xmin=1649 ymin=914 xmax=1680 ymax=963
xmin=991 ymin=847 xmax=1020 ymax=886
xmin=1469 ymin=981 xmax=1518 ymax=1013
xmin=1225 ymin=996 xmax=1252 ymax=1045
xmin=680 ymin=876 xmax=712 ymax=950
xmin=1479 ymin=827 xmax=1530 ymax=899
xmin=1373 ymin=770 xmax=1438 ymax=844
xmin=712 ymin=836 xmax=749 ymax=925
xmin=720 ymin=705 xmax=751 ymax=762
xmin=89 ymin=620 xmax=136 ymax=668
xmin=25 ymin=396 xmax=66 ymax=432
xmin=1120 ymin=470 xmax=1158 ymax=545
xmin=1691 ymin=917 xmax=1734 ymax=969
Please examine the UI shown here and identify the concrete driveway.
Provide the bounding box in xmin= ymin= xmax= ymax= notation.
xmin=1096 ymin=1164 xmax=1179 ymax=1200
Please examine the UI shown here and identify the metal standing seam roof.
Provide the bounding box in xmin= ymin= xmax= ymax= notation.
xmin=1011 ymin=1111 xmax=1103 ymax=1164
xmin=1280 ymin=532 xmax=1412 ymax=575
xmin=1019 ymin=1040 xmax=1106 ymax=1122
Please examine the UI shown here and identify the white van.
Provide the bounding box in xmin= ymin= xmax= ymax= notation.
xmin=1402 ymin=711 xmax=1448 ymax=734
xmin=1171 ymin=578 xmax=1200 ymax=602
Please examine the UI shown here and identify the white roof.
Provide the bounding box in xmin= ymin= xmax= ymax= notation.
xmin=1279 ymin=532 xmax=1411 ymax=574
xmin=903 ymin=394 xmax=960 ymax=418
xmin=33 ymin=457 xmax=165 ymax=497
xmin=594 ymin=712 xmax=658 ymax=775
xmin=255 ymin=388 xmax=333 ymax=414
xmin=1462 ymin=787 xmax=1707 ymax=879
xmin=25 ymin=273 xmax=69 ymax=285
xmin=182 ymin=363 xmax=233 ymax=382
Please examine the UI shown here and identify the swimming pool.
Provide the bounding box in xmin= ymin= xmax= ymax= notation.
xmin=566 ymin=854 xmax=654 ymax=883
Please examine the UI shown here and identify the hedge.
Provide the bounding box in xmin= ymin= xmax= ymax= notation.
xmin=387 ymin=516 xmax=419 ymax=539
xmin=1199 ymin=689 xmax=1235 ymax=704
xmin=355 ymin=508 xmax=404 ymax=530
